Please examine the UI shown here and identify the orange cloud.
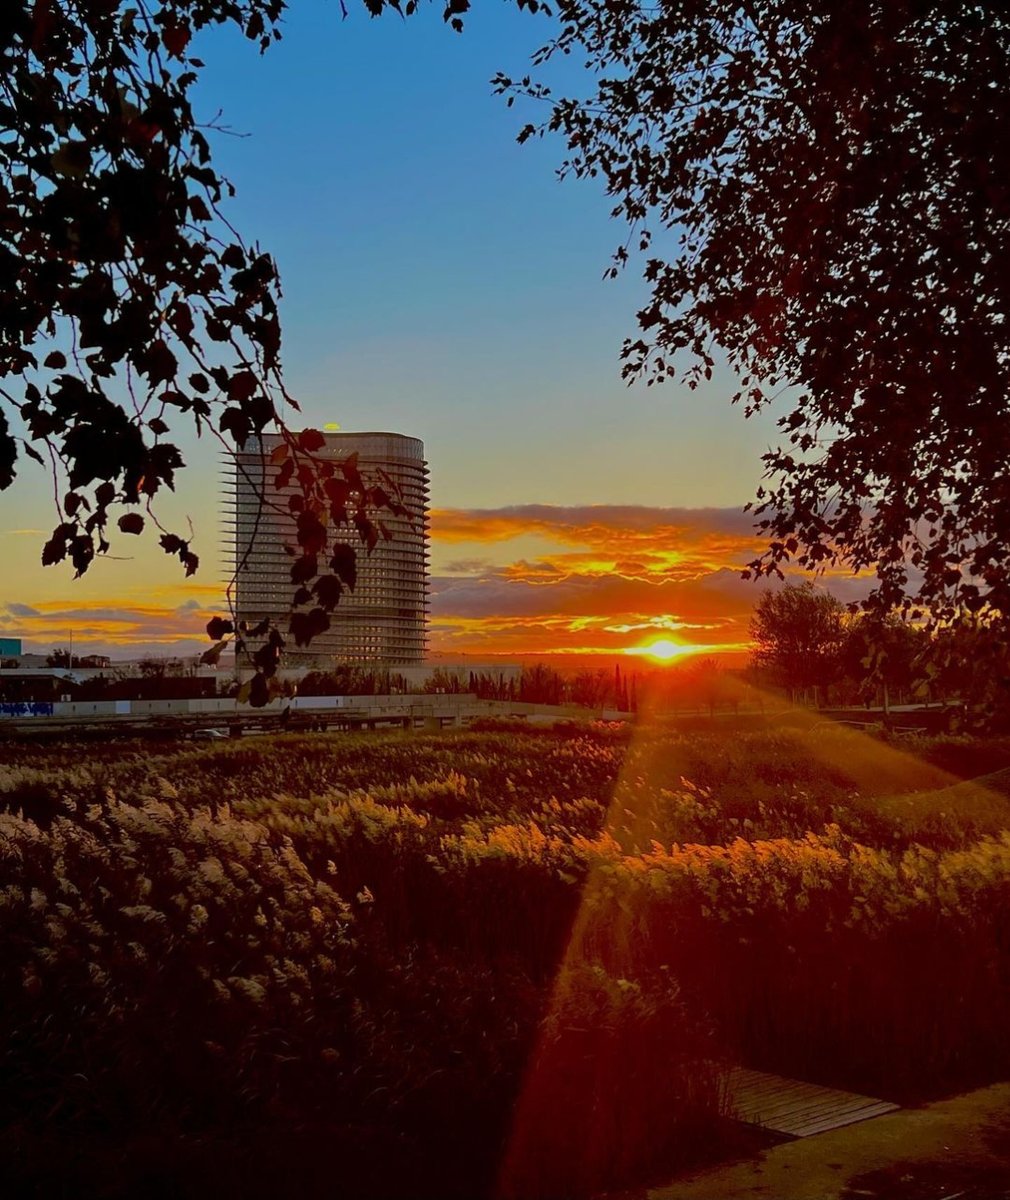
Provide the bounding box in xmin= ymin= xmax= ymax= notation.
xmin=429 ymin=505 xmax=769 ymax=591
xmin=428 ymin=506 xmax=872 ymax=659
xmin=428 ymin=566 xmax=766 ymax=659
xmin=1 ymin=595 xmax=225 ymax=657
xmin=428 ymin=613 xmax=749 ymax=660
xmin=3 ymin=507 xmax=869 ymax=663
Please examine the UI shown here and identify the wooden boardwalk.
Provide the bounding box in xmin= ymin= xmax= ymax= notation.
xmin=724 ymin=1067 xmax=899 ymax=1138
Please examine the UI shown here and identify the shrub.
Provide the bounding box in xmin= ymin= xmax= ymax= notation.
xmin=4 ymin=723 xmax=1010 ymax=1196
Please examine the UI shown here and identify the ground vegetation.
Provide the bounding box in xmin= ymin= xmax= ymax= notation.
xmin=3 ymin=722 xmax=1010 ymax=1196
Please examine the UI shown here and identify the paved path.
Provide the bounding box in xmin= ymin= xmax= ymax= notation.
xmin=643 ymin=1082 xmax=1010 ymax=1200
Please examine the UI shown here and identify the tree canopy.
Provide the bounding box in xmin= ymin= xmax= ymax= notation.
xmin=2 ymin=0 xmax=290 ymax=579
xmin=497 ymin=1 xmax=1010 ymax=639
xmin=0 ymin=0 xmax=542 ymax=584
xmin=750 ymin=581 xmax=847 ymax=697
xmin=0 ymin=0 xmax=504 ymax=695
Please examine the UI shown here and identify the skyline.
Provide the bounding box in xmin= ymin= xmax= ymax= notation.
xmin=1 ymin=497 xmax=868 ymax=663
xmin=4 ymin=0 xmax=798 ymax=662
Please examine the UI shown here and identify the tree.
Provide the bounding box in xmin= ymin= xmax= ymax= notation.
xmin=569 ymin=669 xmax=607 ymax=708
xmin=137 ymin=655 xmax=167 ymax=679
xmin=840 ymin=613 xmax=927 ymax=708
xmin=685 ymin=657 xmax=727 ymax=716
xmin=1 ymin=0 xmax=483 ymax=701
xmin=518 ymin=663 xmax=565 ymax=705
xmin=925 ymin=620 xmax=1010 ymax=714
xmin=422 ymin=668 xmax=466 ymax=694
xmin=750 ymin=582 xmax=846 ymax=703
xmin=2 ymin=0 xmax=289 ymax=580
xmin=497 ymin=4 xmax=1010 ymax=648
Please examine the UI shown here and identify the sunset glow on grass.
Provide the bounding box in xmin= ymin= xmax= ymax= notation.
xmin=497 ymin=690 xmax=998 ymax=1199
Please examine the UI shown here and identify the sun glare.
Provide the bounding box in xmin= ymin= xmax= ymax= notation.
xmin=631 ymin=638 xmax=694 ymax=662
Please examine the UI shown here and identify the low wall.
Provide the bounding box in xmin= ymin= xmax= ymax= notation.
xmin=0 ymin=693 xmax=632 ymax=724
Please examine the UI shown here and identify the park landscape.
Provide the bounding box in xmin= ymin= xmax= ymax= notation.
xmin=4 ymin=714 xmax=1010 ymax=1196
xmin=5 ymin=0 xmax=1010 ymax=1196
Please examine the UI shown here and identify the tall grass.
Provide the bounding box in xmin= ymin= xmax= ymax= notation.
xmin=2 ymin=724 xmax=1010 ymax=1196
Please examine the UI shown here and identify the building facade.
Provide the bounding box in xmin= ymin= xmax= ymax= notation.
xmin=226 ymin=432 xmax=429 ymax=666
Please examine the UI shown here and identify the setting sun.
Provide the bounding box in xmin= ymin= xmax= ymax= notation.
xmin=628 ymin=638 xmax=695 ymax=663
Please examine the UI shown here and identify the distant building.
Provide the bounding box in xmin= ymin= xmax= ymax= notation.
xmin=0 ymin=637 xmax=23 ymax=658
xmin=226 ymin=431 xmax=429 ymax=666
xmin=0 ymin=669 xmax=72 ymax=703
xmin=77 ymin=654 xmax=111 ymax=670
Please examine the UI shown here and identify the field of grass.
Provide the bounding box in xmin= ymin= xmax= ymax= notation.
xmin=2 ymin=721 xmax=1010 ymax=1198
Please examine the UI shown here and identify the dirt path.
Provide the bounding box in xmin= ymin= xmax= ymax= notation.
xmin=642 ymin=1082 xmax=1010 ymax=1200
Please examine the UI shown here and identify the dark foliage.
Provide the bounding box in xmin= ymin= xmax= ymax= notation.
xmin=750 ymin=581 xmax=847 ymax=697
xmin=496 ymin=3 xmax=1010 ymax=651
xmin=1 ymin=0 xmax=293 ymax=579
xmin=1 ymin=0 xmax=538 ymax=701
xmin=5 ymin=726 xmax=1010 ymax=1194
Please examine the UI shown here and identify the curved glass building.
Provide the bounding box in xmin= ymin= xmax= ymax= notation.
xmin=226 ymin=432 xmax=429 ymax=665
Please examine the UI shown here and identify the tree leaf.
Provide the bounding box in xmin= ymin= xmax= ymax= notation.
xmin=118 ymin=512 xmax=145 ymax=535
xmin=313 ymin=574 xmax=343 ymax=609
xmin=200 ymin=640 xmax=227 ymax=666
xmin=290 ymin=607 xmax=330 ymax=647
xmin=290 ymin=554 xmax=318 ymax=585
xmin=330 ymin=543 xmax=357 ymax=591
xmin=51 ymin=141 xmax=91 ymax=178
xmin=162 ymin=22 xmax=192 ymax=58
xmin=0 ymin=410 xmax=16 ymax=490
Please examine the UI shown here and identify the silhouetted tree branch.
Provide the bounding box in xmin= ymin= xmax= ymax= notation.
xmin=2 ymin=0 xmax=517 ymax=701
xmin=496 ymin=2 xmax=1010 ymax=671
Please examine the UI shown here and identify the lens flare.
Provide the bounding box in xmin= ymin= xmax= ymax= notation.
xmin=629 ymin=637 xmax=695 ymax=662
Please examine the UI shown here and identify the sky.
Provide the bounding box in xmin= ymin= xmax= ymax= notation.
xmin=1 ymin=0 xmax=808 ymax=663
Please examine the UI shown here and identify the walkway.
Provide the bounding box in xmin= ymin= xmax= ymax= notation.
xmin=644 ymin=1082 xmax=1010 ymax=1200
xmin=725 ymin=1067 xmax=898 ymax=1138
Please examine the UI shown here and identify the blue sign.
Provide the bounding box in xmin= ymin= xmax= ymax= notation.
xmin=0 ymin=638 xmax=22 ymax=657
xmin=0 ymin=702 xmax=54 ymax=718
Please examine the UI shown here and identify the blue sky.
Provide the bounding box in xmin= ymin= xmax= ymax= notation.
xmin=186 ymin=0 xmax=779 ymax=510
xmin=2 ymin=0 xmax=794 ymax=657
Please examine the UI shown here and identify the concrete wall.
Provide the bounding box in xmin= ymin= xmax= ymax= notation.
xmin=0 ymin=693 xmax=632 ymax=724
xmin=1 ymin=693 xmax=483 ymax=720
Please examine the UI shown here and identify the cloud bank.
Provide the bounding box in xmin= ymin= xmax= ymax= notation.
xmin=2 ymin=505 xmax=868 ymax=660
xmin=427 ymin=504 xmax=783 ymax=658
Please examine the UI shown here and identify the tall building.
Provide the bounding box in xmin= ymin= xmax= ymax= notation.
xmin=226 ymin=431 xmax=429 ymax=666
